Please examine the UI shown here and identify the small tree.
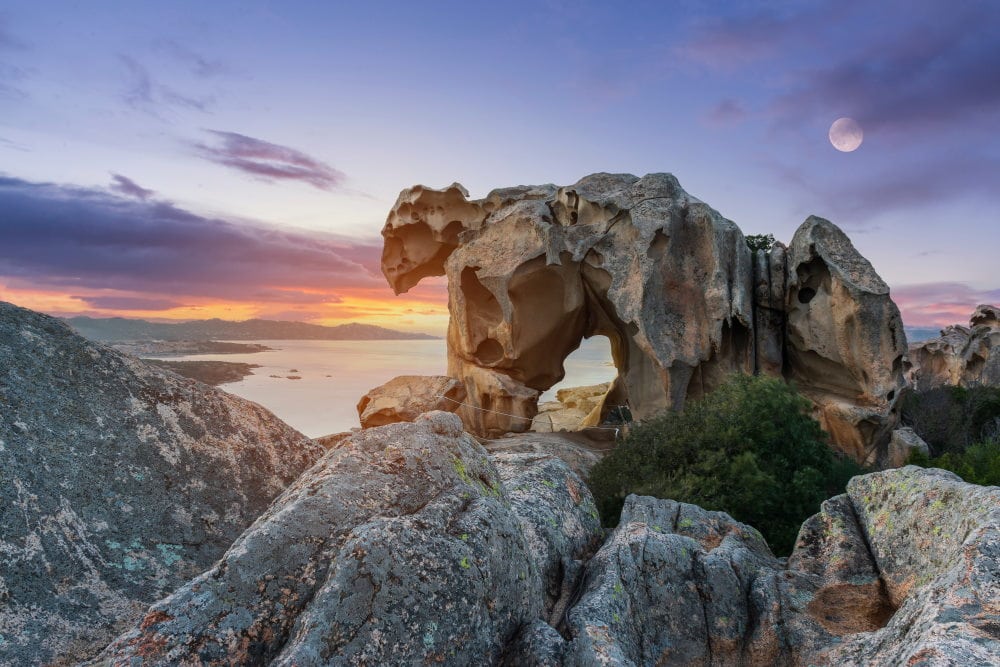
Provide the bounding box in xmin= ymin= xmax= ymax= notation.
xmin=588 ymin=375 xmax=863 ymax=555
xmin=745 ymin=233 xmax=776 ymax=253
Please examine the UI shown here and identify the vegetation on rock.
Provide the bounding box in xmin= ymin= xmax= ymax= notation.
xmin=745 ymin=232 xmax=776 ymax=252
xmin=907 ymin=441 xmax=1000 ymax=487
xmin=588 ymin=374 xmax=864 ymax=555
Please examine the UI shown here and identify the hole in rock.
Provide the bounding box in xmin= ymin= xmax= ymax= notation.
xmin=886 ymin=390 xmax=895 ymax=402
xmin=798 ymin=287 xmax=817 ymax=304
xmin=535 ymin=336 xmax=619 ymax=431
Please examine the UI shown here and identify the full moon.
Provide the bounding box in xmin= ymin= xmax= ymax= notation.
xmin=829 ymin=117 xmax=863 ymax=152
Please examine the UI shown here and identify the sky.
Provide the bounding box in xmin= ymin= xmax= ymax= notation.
xmin=1 ymin=0 xmax=998 ymax=335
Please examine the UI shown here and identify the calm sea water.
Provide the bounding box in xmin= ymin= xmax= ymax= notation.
xmin=157 ymin=337 xmax=616 ymax=437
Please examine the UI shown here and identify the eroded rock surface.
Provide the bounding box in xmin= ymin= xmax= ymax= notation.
xmin=0 ymin=301 xmax=324 ymax=666
xmin=784 ymin=217 xmax=908 ymax=463
xmin=381 ymin=172 xmax=907 ymax=460
xmin=91 ymin=412 xmax=603 ymax=666
xmin=513 ymin=467 xmax=1000 ymax=666
xmin=909 ymin=304 xmax=1000 ymax=390
xmin=356 ymin=374 xmax=466 ymax=428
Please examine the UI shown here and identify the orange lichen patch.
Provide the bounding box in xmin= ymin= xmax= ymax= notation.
xmin=139 ymin=609 xmax=173 ymax=631
xmin=566 ymin=475 xmax=582 ymax=504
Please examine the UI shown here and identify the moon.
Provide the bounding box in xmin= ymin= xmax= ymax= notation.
xmin=829 ymin=117 xmax=863 ymax=152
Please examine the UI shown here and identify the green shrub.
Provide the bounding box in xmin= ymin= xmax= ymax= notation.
xmin=588 ymin=375 xmax=864 ymax=556
xmin=901 ymin=386 xmax=1000 ymax=455
xmin=907 ymin=441 xmax=1000 ymax=487
xmin=745 ymin=233 xmax=776 ymax=253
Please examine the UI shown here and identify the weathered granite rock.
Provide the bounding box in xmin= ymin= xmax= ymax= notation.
xmin=909 ymin=304 xmax=1000 ymax=390
xmin=818 ymin=466 xmax=1000 ymax=665
xmin=0 ymin=301 xmax=324 ymax=666
xmin=381 ymin=173 xmax=906 ymax=460
xmin=91 ymin=412 xmax=603 ymax=665
xmin=532 ymin=383 xmax=614 ymax=433
xmin=356 ymin=374 xmax=466 ymax=428
xmin=886 ymin=426 xmax=931 ymax=467
xmin=783 ymin=216 xmax=908 ymax=463
xmin=483 ymin=431 xmax=609 ymax=479
xmin=512 ymin=466 xmax=1000 ymax=666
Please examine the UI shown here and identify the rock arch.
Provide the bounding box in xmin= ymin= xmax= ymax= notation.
xmin=381 ymin=173 xmax=907 ymax=462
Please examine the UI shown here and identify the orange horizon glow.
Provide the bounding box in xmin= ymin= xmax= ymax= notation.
xmin=0 ymin=282 xmax=451 ymax=336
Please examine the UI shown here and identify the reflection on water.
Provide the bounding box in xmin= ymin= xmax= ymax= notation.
xmin=158 ymin=337 xmax=616 ymax=437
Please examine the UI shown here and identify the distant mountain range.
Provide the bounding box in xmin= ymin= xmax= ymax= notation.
xmin=65 ymin=316 xmax=439 ymax=342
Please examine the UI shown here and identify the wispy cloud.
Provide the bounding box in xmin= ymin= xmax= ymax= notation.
xmin=109 ymin=173 xmax=155 ymax=200
xmin=770 ymin=5 xmax=1000 ymax=137
xmin=75 ymin=295 xmax=186 ymax=311
xmin=703 ymin=98 xmax=746 ymax=127
xmin=0 ymin=175 xmax=382 ymax=304
xmin=154 ymin=39 xmax=228 ymax=78
xmin=893 ymin=281 xmax=1000 ymax=328
xmin=193 ymin=130 xmax=347 ymax=191
xmin=119 ymin=55 xmax=213 ymax=113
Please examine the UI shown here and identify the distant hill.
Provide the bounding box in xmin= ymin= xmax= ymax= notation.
xmin=65 ymin=316 xmax=439 ymax=342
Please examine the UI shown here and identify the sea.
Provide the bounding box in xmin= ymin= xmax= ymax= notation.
xmin=155 ymin=337 xmax=617 ymax=438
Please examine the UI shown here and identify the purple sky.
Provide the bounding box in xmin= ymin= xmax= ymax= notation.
xmin=0 ymin=0 xmax=998 ymax=330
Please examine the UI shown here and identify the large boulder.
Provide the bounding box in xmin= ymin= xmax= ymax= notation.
xmin=0 ymin=301 xmax=324 ymax=666
xmin=511 ymin=467 xmax=1000 ymax=666
xmin=908 ymin=304 xmax=1000 ymax=390
xmin=380 ymin=173 xmax=907 ymax=459
xmin=84 ymin=409 xmax=1000 ymax=665
xmin=90 ymin=412 xmax=603 ymax=665
xmin=356 ymin=374 xmax=466 ymax=428
xmin=783 ymin=216 xmax=908 ymax=463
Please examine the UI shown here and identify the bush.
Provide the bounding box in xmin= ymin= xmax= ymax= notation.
xmin=588 ymin=375 xmax=864 ymax=556
xmin=907 ymin=441 xmax=1000 ymax=486
xmin=745 ymin=233 xmax=776 ymax=253
xmin=901 ymin=386 xmax=1000 ymax=455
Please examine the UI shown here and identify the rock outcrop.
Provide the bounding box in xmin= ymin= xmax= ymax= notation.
xmin=381 ymin=172 xmax=907 ymax=461
xmin=89 ymin=410 xmax=1000 ymax=666
xmin=783 ymin=217 xmax=908 ymax=463
xmin=0 ymin=301 xmax=324 ymax=666
xmin=532 ymin=382 xmax=611 ymax=433
xmin=356 ymin=374 xmax=466 ymax=428
xmin=908 ymin=304 xmax=1000 ymax=390
xmin=90 ymin=412 xmax=603 ymax=665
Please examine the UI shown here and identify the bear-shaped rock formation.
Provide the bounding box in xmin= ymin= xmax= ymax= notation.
xmin=381 ymin=173 xmax=907 ymax=463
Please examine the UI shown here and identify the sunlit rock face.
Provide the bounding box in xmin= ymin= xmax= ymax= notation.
xmin=908 ymin=304 xmax=1000 ymax=390
xmin=381 ymin=172 xmax=907 ymax=461
xmin=784 ymin=216 xmax=908 ymax=464
xmin=356 ymin=374 xmax=465 ymax=428
xmin=0 ymin=301 xmax=324 ymax=666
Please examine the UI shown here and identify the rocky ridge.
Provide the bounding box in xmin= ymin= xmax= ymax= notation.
xmin=91 ymin=414 xmax=1000 ymax=666
xmin=908 ymin=304 xmax=1000 ymax=390
xmin=0 ymin=301 xmax=324 ymax=666
xmin=380 ymin=173 xmax=907 ymax=463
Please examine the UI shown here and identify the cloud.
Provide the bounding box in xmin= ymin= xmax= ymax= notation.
xmin=154 ymin=39 xmax=227 ymax=78
xmin=109 ymin=173 xmax=155 ymax=200
xmin=0 ymin=175 xmax=384 ymax=304
xmin=765 ymin=151 xmax=999 ymax=220
xmin=892 ymin=281 xmax=1000 ymax=327
xmin=193 ymin=130 xmax=347 ymax=190
xmin=75 ymin=295 xmax=186 ymax=311
xmin=703 ymin=99 xmax=746 ymax=127
xmin=119 ymin=55 xmax=213 ymax=113
xmin=771 ymin=5 xmax=1000 ymax=137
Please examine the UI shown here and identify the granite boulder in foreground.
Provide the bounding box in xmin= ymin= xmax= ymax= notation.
xmin=90 ymin=412 xmax=603 ymax=665
xmin=0 ymin=301 xmax=325 ymax=666
xmin=93 ymin=408 xmax=999 ymax=665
